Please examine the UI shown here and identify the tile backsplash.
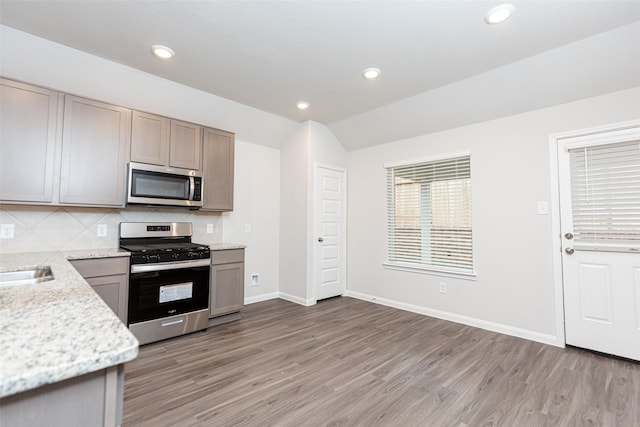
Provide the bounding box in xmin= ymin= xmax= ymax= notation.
xmin=0 ymin=205 xmax=223 ymax=253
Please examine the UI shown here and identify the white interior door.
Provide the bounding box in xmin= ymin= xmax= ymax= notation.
xmin=558 ymin=124 xmax=640 ymax=360
xmin=314 ymin=164 xmax=346 ymax=301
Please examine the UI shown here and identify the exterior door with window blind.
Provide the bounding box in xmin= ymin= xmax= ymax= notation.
xmin=558 ymin=124 xmax=640 ymax=361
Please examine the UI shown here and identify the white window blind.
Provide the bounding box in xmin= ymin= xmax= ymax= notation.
xmin=386 ymin=155 xmax=473 ymax=273
xmin=568 ymin=140 xmax=640 ymax=247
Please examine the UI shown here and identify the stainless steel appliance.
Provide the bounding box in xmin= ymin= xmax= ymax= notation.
xmin=120 ymin=222 xmax=210 ymax=345
xmin=127 ymin=162 xmax=203 ymax=208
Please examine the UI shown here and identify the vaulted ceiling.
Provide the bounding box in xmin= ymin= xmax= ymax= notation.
xmin=1 ymin=1 xmax=639 ymax=149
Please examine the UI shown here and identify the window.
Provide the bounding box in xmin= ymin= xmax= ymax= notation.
xmin=386 ymin=153 xmax=473 ymax=274
xmin=568 ymin=140 xmax=640 ymax=248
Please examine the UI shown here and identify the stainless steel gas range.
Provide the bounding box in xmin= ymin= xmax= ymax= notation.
xmin=119 ymin=222 xmax=210 ymax=345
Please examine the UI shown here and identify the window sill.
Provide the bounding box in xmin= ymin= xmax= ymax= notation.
xmin=383 ymin=262 xmax=477 ymax=281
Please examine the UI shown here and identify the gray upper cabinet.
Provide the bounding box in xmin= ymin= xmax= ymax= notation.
xmin=59 ymin=96 xmax=131 ymax=207
xmin=202 ymin=128 xmax=235 ymax=211
xmin=131 ymin=112 xmax=201 ymax=170
xmin=170 ymin=120 xmax=201 ymax=170
xmin=1 ymin=78 xmax=235 ymax=210
xmin=130 ymin=111 xmax=169 ymax=166
xmin=0 ymin=79 xmax=62 ymax=203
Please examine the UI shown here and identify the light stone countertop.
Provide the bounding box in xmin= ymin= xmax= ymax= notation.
xmin=0 ymin=243 xmax=244 ymax=398
xmin=0 ymin=250 xmax=139 ymax=398
xmin=208 ymin=243 xmax=247 ymax=251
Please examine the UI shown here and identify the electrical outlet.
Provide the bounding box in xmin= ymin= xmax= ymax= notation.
xmin=245 ymin=224 xmax=252 ymax=234
xmin=251 ymin=274 xmax=259 ymax=286
xmin=0 ymin=224 xmax=15 ymax=239
xmin=206 ymin=224 xmax=214 ymax=234
xmin=439 ymin=282 xmax=447 ymax=294
xmin=96 ymin=224 xmax=107 ymax=237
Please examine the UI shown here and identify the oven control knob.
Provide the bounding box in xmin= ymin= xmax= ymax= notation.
xmin=171 ymin=253 xmax=180 ymax=260
xmin=146 ymin=254 xmax=160 ymax=263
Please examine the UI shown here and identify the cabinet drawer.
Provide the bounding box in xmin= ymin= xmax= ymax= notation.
xmin=211 ymin=249 xmax=244 ymax=265
xmin=70 ymin=257 xmax=129 ymax=278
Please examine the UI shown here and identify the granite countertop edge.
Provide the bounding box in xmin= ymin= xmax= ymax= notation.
xmin=209 ymin=243 xmax=247 ymax=250
xmin=0 ymin=243 xmax=245 ymax=398
xmin=0 ymin=250 xmax=138 ymax=398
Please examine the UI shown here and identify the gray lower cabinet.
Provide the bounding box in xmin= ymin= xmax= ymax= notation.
xmin=0 ymin=365 xmax=125 ymax=427
xmin=70 ymin=257 xmax=129 ymax=324
xmin=202 ymin=128 xmax=235 ymax=211
xmin=131 ymin=110 xmax=201 ymax=170
xmin=0 ymin=78 xmax=62 ymax=204
xmin=210 ymin=249 xmax=244 ymax=317
xmin=59 ymin=96 xmax=131 ymax=207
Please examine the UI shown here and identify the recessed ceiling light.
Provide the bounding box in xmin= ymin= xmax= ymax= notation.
xmin=151 ymin=45 xmax=175 ymax=59
xmin=296 ymin=101 xmax=310 ymax=110
xmin=484 ymin=4 xmax=514 ymax=24
xmin=362 ymin=67 xmax=381 ymax=80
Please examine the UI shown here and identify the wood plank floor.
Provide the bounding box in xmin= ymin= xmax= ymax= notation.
xmin=122 ymin=297 xmax=640 ymax=426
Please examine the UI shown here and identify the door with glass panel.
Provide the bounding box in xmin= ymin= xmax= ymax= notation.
xmin=558 ymin=124 xmax=640 ymax=360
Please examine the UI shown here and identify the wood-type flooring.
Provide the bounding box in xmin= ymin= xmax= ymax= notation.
xmin=123 ymin=297 xmax=640 ymax=426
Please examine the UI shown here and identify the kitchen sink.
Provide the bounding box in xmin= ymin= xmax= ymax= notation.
xmin=0 ymin=266 xmax=54 ymax=286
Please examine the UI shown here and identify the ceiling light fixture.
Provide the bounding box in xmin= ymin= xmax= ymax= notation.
xmin=484 ymin=4 xmax=514 ymax=24
xmin=296 ymin=101 xmax=310 ymax=110
xmin=151 ymin=45 xmax=175 ymax=59
xmin=362 ymin=67 xmax=381 ymax=80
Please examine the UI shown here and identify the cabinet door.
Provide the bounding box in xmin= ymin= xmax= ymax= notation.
xmin=59 ymin=96 xmax=131 ymax=206
xmin=131 ymin=111 xmax=169 ymax=166
xmin=0 ymin=79 xmax=61 ymax=203
xmin=169 ymin=120 xmax=201 ymax=170
xmin=210 ymin=262 xmax=244 ymax=317
xmin=70 ymin=257 xmax=129 ymax=324
xmin=202 ymin=128 xmax=234 ymax=211
xmin=86 ymin=274 xmax=128 ymax=324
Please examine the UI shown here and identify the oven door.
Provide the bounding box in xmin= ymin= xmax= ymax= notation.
xmin=128 ymin=259 xmax=210 ymax=325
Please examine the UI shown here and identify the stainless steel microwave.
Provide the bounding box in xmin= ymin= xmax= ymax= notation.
xmin=127 ymin=162 xmax=203 ymax=208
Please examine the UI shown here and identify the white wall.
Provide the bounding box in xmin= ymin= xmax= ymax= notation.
xmin=223 ymin=140 xmax=281 ymax=302
xmin=306 ymin=121 xmax=348 ymax=300
xmin=278 ymin=123 xmax=310 ymax=303
xmin=0 ymin=25 xmax=289 ymax=303
xmin=346 ymin=87 xmax=640 ymax=345
xmin=278 ymin=121 xmax=348 ymax=304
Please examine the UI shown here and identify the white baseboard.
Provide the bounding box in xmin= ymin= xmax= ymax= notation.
xmin=278 ymin=292 xmax=316 ymax=307
xmin=244 ymin=292 xmax=316 ymax=306
xmin=344 ymin=290 xmax=562 ymax=347
xmin=244 ymin=292 xmax=280 ymax=305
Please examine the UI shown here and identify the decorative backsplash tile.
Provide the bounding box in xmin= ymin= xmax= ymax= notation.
xmin=0 ymin=205 xmax=223 ymax=253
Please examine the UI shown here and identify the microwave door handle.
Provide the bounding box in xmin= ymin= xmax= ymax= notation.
xmin=189 ymin=176 xmax=195 ymax=201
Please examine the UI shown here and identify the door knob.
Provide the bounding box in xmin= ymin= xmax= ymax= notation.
xmin=318 ymin=237 xmax=324 ymax=242
xmin=565 ymin=247 xmax=574 ymax=255
xmin=564 ymin=232 xmax=574 ymax=240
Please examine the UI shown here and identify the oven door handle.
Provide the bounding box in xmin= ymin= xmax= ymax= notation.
xmin=130 ymin=259 xmax=210 ymax=273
